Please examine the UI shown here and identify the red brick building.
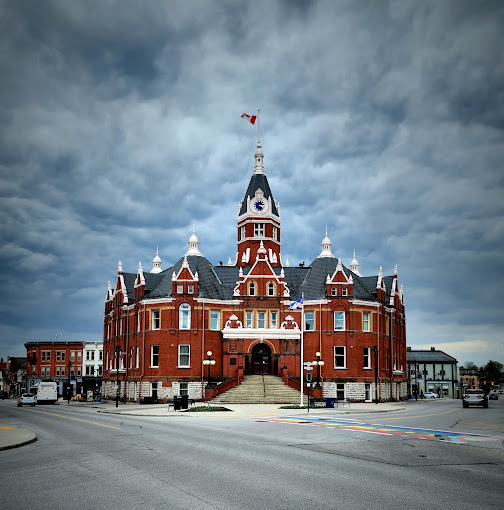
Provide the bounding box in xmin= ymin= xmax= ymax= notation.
xmin=102 ymin=136 xmax=407 ymax=403
xmin=25 ymin=341 xmax=84 ymax=396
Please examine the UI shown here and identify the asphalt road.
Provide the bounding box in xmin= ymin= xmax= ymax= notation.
xmin=1 ymin=398 xmax=503 ymax=510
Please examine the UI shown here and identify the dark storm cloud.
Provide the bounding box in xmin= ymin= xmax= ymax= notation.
xmin=0 ymin=0 xmax=503 ymax=365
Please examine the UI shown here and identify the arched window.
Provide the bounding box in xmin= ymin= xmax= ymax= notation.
xmin=267 ymin=282 xmax=275 ymax=296
xmin=179 ymin=303 xmax=191 ymax=329
xmin=249 ymin=282 xmax=256 ymax=296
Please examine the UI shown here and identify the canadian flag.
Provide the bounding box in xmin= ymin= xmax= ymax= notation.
xmin=241 ymin=113 xmax=257 ymax=125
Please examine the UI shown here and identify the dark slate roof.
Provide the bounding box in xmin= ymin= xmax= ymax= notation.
xmin=359 ymin=274 xmax=395 ymax=302
xmin=122 ymin=273 xmax=137 ymax=303
xmin=238 ymin=173 xmax=279 ymax=216
xmin=119 ymin=255 xmax=393 ymax=306
xmin=407 ymin=350 xmax=458 ymax=363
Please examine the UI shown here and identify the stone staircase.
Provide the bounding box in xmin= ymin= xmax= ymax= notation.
xmin=210 ymin=375 xmax=306 ymax=404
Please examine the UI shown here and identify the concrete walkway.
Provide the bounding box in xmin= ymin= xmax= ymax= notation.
xmin=96 ymin=400 xmax=406 ymax=417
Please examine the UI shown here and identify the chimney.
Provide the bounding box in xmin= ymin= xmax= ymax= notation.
xmin=406 ymin=347 xmax=411 ymax=351
xmin=431 ymin=347 xmax=435 ymax=351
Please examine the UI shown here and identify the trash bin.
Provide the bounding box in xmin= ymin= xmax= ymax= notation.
xmin=180 ymin=395 xmax=189 ymax=410
xmin=173 ymin=394 xmax=182 ymax=411
xmin=326 ymin=398 xmax=334 ymax=408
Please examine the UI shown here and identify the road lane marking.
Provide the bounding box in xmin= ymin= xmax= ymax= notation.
xmin=27 ymin=409 xmax=121 ymax=429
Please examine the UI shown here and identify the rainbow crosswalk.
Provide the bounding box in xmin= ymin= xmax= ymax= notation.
xmin=257 ymin=417 xmax=491 ymax=443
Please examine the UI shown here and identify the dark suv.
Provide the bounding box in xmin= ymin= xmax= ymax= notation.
xmin=0 ymin=391 xmax=9 ymax=399
xmin=462 ymin=388 xmax=488 ymax=408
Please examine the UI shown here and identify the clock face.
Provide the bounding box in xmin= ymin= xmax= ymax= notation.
xmin=254 ymin=200 xmax=265 ymax=211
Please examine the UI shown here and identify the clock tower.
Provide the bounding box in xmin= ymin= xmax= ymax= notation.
xmin=236 ymin=134 xmax=281 ymax=267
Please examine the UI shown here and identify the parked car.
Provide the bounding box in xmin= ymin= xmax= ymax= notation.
xmin=462 ymin=389 xmax=488 ymax=408
xmin=0 ymin=391 xmax=9 ymax=399
xmin=488 ymin=393 xmax=498 ymax=400
xmin=17 ymin=393 xmax=37 ymax=407
xmin=423 ymin=392 xmax=439 ymax=398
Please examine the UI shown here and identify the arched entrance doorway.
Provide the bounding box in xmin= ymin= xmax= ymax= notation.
xmin=251 ymin=343 xmax=272 ymax=375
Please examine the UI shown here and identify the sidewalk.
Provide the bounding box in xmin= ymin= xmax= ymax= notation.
xmin=0 ymin=426 xmax=37 ymax=451
xmin=96 ymin=401 xmax=406 ymax=417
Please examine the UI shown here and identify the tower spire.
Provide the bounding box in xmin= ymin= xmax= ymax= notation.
xmin=257 ymin=108 xmax=260 ymax=145
xmin=253 ymin=109 xmax=264 ymax=175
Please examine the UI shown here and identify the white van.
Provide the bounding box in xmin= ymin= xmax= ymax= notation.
xmin=36 ymin=382 xmax=58 ymax=404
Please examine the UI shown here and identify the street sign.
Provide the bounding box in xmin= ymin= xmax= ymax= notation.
xmin=304 ymin=361 xmax=314 ymax=370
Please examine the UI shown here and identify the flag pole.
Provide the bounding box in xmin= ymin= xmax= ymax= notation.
xmin=300 ymin=292 xmax=304 ymax=406
xmin=257 ymin=108 xmax=260 ymax=145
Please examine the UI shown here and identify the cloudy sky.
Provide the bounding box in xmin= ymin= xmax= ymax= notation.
xmin=1 ymin=0 xmax=503 ymax=367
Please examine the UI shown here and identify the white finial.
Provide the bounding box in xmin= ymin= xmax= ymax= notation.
xmin=350 ymin=249 xmax=361 ymax=276
xmin=257 ymin=108 xmax=260 ymax=145
xmin=394 ymin=264 xmax=398 ymax=276
xmin=186 ymin=229 xmax=203 ymax=256
xmin=117 ymin=260 xmax=123 ymax=273
xmin=285 ymin=258 xmax=290 ymax=267
xmin=253 ymin=109 xmax=265 ymax=175
xmin=318 ymin=228 xmax=334 ymax=258
xmin=151 ymin=247 xmax=162 ymax=273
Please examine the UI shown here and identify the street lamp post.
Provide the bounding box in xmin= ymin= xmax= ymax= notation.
xmin=372 ymin=346 xmax=379 ymax=404
xmin=313 ymin=352 xmax=325 ymax=387
xmin=67 ymin=361 xmax=73 ymax=404
xmin=114 ymin=345 xmax=121 ymax=408
xmin=203 ymin=350 xmax=216 ymax=388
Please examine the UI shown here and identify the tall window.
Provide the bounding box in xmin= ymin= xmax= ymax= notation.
xmin=137 ymin=312 xmax=141 ymax=332
xmin=257 ymin=312 xmax=266 ymax=328
xmin=241 ymin=226 xmax=245 ymax=240
xmin=254 ymin=223 xmax=264 ymax=237
xmin=135 ymin=347 xmax=139 ymax=369
xmin=150 ymin=345 xmax=159 ymax=367
xmin=210 ymin=310 xmax=220 ymax=330
xmin=334 ymin=311 xmax=345 ymax=330
xmin=188 ymin=284 xmax=194 ymax=294
xmin=270 ymin=311 xmax=278 ymax=329
xmin=336 ymin=383 xmax=345 ymax=400
xmin=334 ymin=346 xmax=346 ymax=368
xmin=178 ymin=345 xmax=190 ymax=367
xmin=248 ymin=282 xmax=256 ymax=296
xmin=245 ymin=311 xmax=253 ymax=328
xmin=177 ymin=284 xmax=183 ymax=294
xmin=363 ymin=347 xmax=371 ymax=369
xmin=305 ymin=312 xmax=315 ymax=331
xmin=152 ymin=310 xmax=160 ymax=330
xmin=272 ymin=226 xmax=277 ymax=240
xmin=267 ymin=282 xmax=275 ymax=296
xmin=77 ymin=351 xmax=82 ymax=362
xmin=179 ymin=382 xmax=189 ymax=396
xmin=70 ymin=351 xmax=75 ymax=362
xmin=362 ymin=312 xmax=370 ymax=332
xmin=342 ymin=287 xmax=348 ymax=296
xmin=179 ymin=304 xmax=191 ymax=329
xmin=41 ymin=351 xmax=51 ymax=362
